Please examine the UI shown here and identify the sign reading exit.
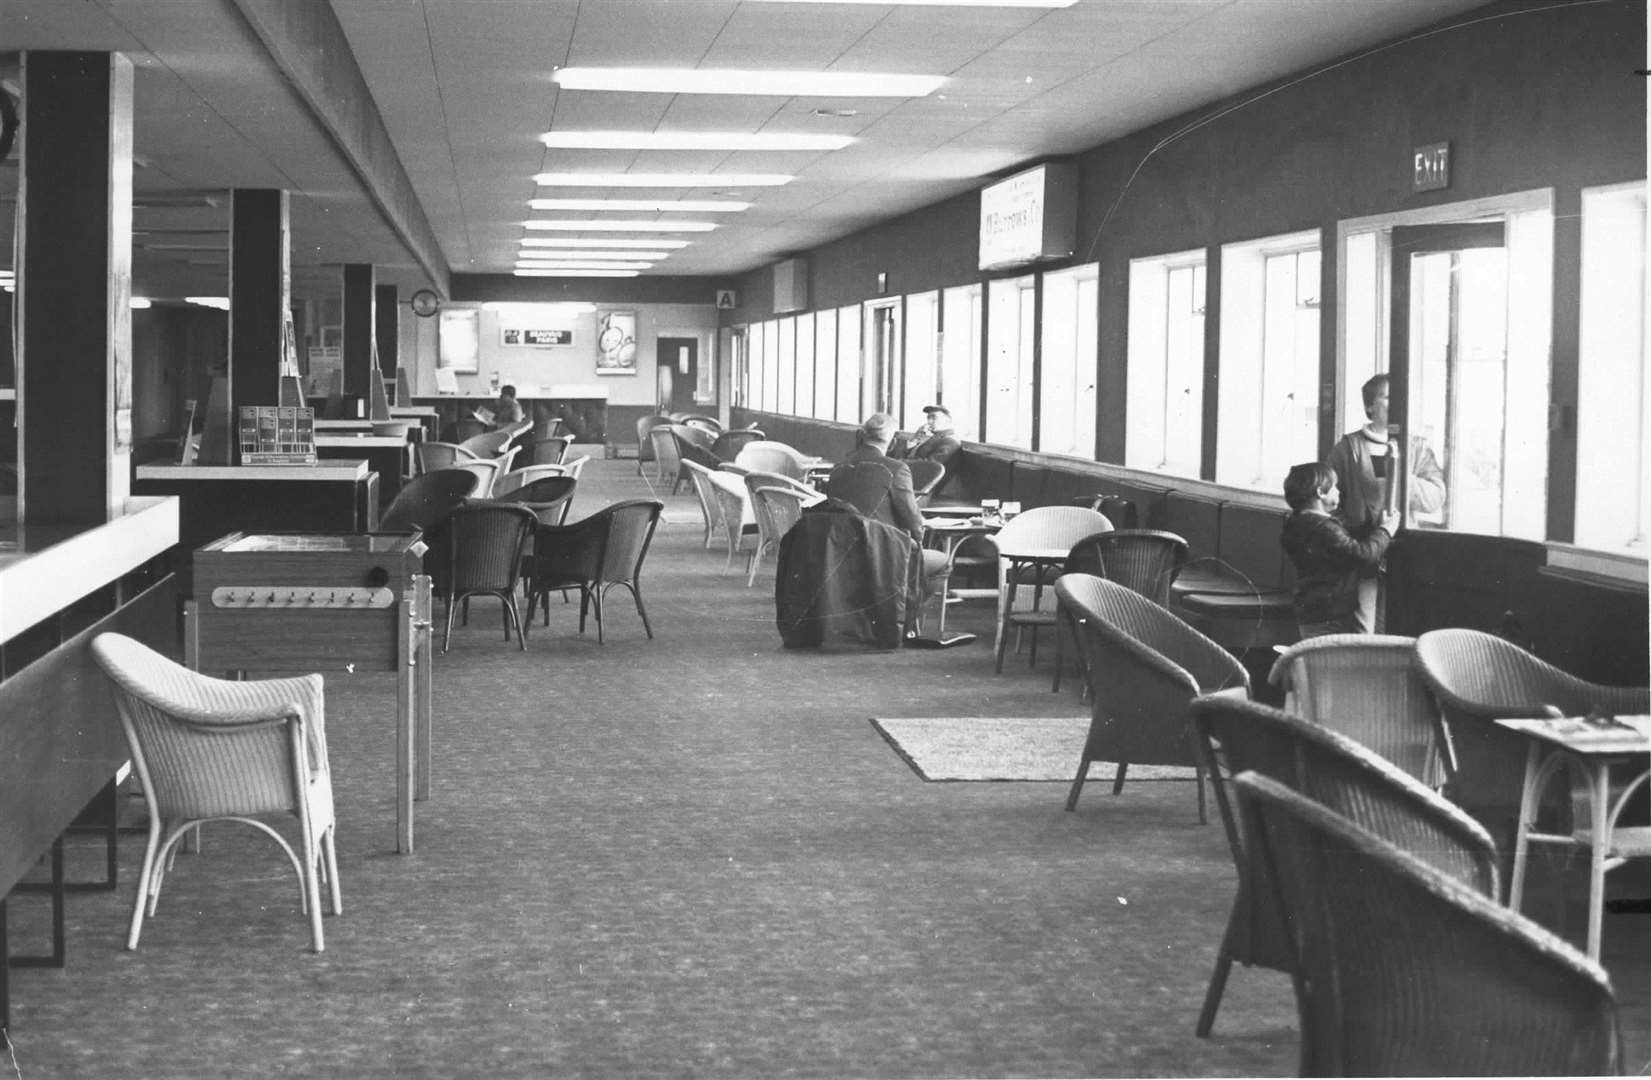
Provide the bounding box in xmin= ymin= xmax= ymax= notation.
xmin=1412 ymin=142 xmax=1450 ymax=192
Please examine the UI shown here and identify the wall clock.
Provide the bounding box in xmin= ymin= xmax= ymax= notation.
xmin=410 ymin=288 xmax=440 ymax=318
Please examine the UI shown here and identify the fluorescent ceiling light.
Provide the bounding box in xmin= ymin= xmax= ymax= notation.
xmin=551 ymin=67 xmax=944 ymax=98
xmin=516 ymin=250 xmax=673 ymax=261
xmin=538 ymin=130 xmax=853 ymax=151
xmin=186 ymin=296 xmax=230 ymax=310
xmin=521 ymin=237 xmax=690 ymax=249
xmin=528 ymin=198 xmax=749 ymax=213
xmin=514 ymin=269 xmax=641 ymax=278
xmin=534 ymin=172 xmax=791 ymax=188
xmin=130 ymin=297 xmax=152 ymax=309
xmin=515 ymin=260 xmax=655 ymax=271
xmin=483 ymin=301 xmax=597 ymax=314
xmin=524 ymin=220 xmax=716 ymax=232
xmin=745 ymin=0 xmax=1075 ymax=5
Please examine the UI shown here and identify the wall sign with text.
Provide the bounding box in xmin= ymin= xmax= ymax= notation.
xmin=1412 ymin=142 xmax=1451 ymax=193
xmin=501 ymin=327 xmax=574 ymax=347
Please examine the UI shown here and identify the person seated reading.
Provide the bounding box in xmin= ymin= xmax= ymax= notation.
xmin=489 ymin=384 xmax=525 ymax=430
xmin=1281 ymin=461 xmax=1399 ymax=638
xmin=825 ymin=413 xmax=950 ymax=585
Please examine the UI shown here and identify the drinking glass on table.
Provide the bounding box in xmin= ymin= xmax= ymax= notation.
xmin=981 ymin=498 xmax=1001 ymax=524
xmin=1001 ymin=501 xmax=1021 ymax=520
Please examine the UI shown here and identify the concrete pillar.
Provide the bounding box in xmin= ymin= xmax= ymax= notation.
xmin=342 ymin=263 xmax=375 ymax=395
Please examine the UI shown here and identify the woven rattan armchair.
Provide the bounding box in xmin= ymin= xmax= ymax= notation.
xmin=1055 ymin=573 xmax=1249 ymax=821
xmin=430 ymin=502 xmax=537 ymax=652
xmin=448 ymin=457 xmax=504 ymax=499
xmin=492 ymin=475 xmax=576 ymax=526
xmin=1415 ymin=628 xmax=1650 ymax=855
xmin=706 ymin=468 xmax=758 ymax=570
xmin=905 ymin=459 xmax=946 ymax=505
xmin=529 ymin=434 xmax=573 ymax=466
xmin=712 ymin=428 xmax=766 ymax=461
xmin=1232 ymin=770 xmax=1621 ymax=1076
xmin=989 ymin=505 xmax=1112 ymax=672
xmin=733 ymin=441 xmax=814 ymax=480
xmin=636 ymin=414 xmax=672 ymax=477
xmin=376 ymin=467 xmax=478 ymax=534
xmin=413 ymin=440 xmax=480 ymax=475
xmin=746 ymin=484 xmax=813 ymax=587
xmin=1267 ymin=633 xmax=1451 ymax=788
xmin=649 ymin=425 xmax=689 ymax=494
xmin=89 ymin=633 xmax=341 ymax=952
xmin=458 ymin=428 xmax=514 ymax=458
xmin=1189 ymin=695 xmax=1499 ymax=1038
xmin=1052 ymin=529 xmax=1189 ymax=693
xmin=528 ymin=499 xmax=663 ymax=642
xmin=493 ymin=463 xmax=574 ymax=498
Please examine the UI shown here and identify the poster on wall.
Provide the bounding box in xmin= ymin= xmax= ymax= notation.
xmin=502 ymin=327 xmax=575 ymax=347
xmin=595 ymin=310 xmax=638 ymax=375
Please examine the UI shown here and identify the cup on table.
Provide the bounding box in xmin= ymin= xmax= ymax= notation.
xmin=981 ymin=498 xmax=1001 ymax=524
xmin=1001 ymin=501 xmax=1021 ymax=520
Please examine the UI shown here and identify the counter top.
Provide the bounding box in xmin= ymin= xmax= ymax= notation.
xmin=137 ymin=461 xmax=371 ymax=481
xmin=314 ymin=435 xmax=410 ymax=448
xmin=414 ymin=387 xmax=609 ymax=402
xmin=0 ymin=495 xmax=180 ymax=643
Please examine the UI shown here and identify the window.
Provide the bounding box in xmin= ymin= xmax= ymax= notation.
xmin=776 ymin=316 xmax=796 ymax=415
xmin=985 ymin=274 xmax=1035 ymax=448
xmin=795 ymin=312 xmax=815 ymax=420
xmin=1575 ymin=182 xmax=1647 ymax=554
xmin=814 ymin=308 xmax=837 ymax=420
xmin=760 ymin=320 xmax=781 ymax=412
xmin=1126 ymin=251 xmax=1205 ymax=476
xmin=835 ymin=304 xmax=861 ymax=424
xmin=863 ymin=301 xmax=900 ymax=417
xmin=941 ymin=284 xmax=982 ymax=440
xmin=903 ymin=291 xmax=940 ymax=431
xmin=1039 ymin=263 xmax=1098 ymax=458
xmin=1216 ymin=233 xmax=1321 ymax=491
xmin=748 ymin=321 xmax=766 ymax=411
xmin=437 ymin=308 xmax=480 ymax=372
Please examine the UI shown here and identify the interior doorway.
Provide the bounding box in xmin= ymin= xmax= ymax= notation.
xmin=658 ymin=336 xmax=699 ymax=415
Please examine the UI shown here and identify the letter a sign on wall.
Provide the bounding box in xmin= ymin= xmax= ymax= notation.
xmin=716 ymin=289 xmax=737 ymax=310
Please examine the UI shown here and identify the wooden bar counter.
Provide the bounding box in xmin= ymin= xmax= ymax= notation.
xmin=134 ymin=461 xmax=380 ymax=554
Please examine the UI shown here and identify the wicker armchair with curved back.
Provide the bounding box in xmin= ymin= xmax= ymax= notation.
xmin=1414 ymin=628 xmax=1649 ymax=857
xmin=705 ymin=468 xmax=758 ymax=570
xmin=427 ymin=502 xmax=538 ymax=652
xmin=647 ymin=425 xmax=690 ymax=494
xmin=733 ymin=441 xmax=813 ymax=480
xmin=712 ymin=428 xmax=766 ymax=461
xmin=745 ymin=481 xmax=817 ymax=587
xmin=636 ymin=415 xmax=673 ymax=477
xmin=1269 ymin=633 xmax=1451 ymax=788
xmin=1188 ymin=695 xmax=1499 ymax=1039
xmin=1231 ymin=769 xmax=1620 ymax=1077
xmin=1055 ymin=573 xmax=1249 ymax=821
xmin=458 ymin=428 xmax=514 ymax=459
xmin=376 ymin=468 xmax=478 ymax=534
xmin=988 ymin=505 xmax=1112 ymax=673
xmin=529 ymin=434 xmax=573 ymax=466
xmin=905 ymin=459 xmax=946 ymax=505
xmin=413 ymin=440 xmax=480 ymax=476
xmin=491 ymin=475 xmax=577 ymax=526
xmin=1053 ymin=529 xmax=1189 ymax=693
xmin=527 ymin=499 xmax=664 ymax=643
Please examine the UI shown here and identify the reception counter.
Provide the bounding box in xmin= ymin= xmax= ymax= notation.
xmin=415 ymin=391 xmax=609 ymax=443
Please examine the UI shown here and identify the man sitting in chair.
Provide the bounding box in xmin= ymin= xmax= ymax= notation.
xmin=892 ymin=403 xmax=961 ymax=471
xmin=825 ymin=413 xmax=951 ymax=585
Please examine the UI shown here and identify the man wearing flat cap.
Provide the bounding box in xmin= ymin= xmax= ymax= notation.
xmin=894 ymin=404 xmax=961 ymax=470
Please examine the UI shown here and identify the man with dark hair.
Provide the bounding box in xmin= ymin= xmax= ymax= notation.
xmin=1281 ymin=461 xmax=1399 ymax=637
xmin=490 ymin=384 xmax=524 ymax=430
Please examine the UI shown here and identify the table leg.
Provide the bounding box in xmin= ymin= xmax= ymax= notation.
xmin=1509 ymin=741 xmax=1541 ymax=910
xmin=396 ymin=595 xmax=415 ymax=855
xmin=416 ymin=576 xmax=433 ymax=801
xmin=1586 ymin=761 xmax=1609 ymax=960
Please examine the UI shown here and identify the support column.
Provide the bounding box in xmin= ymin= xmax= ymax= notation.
xmin=228 ymin=188 xmax=290 ymax=456
xmin=18 ymin=52 xmax=134 ymax=523
xmin=375 ymin=284 xmax=399 ymax=378
xmin=342 ymin=264 xmax=375 ymax=395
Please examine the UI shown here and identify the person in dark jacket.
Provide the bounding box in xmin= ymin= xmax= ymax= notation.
xmin=1281 ymin=461 xmax=1400 ymax=637
xmin=893 ymin=404 xmax=961 ymax=471
xmin=825 ymin=412 xmax=950 ymax=586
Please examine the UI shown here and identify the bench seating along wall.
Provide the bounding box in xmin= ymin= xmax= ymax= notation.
xmin=731 ymin=412 xmax=1649 ymax=685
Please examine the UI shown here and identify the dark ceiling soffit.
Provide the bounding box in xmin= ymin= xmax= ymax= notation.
xmin=229 ymin=0 xmax=451 ymax=296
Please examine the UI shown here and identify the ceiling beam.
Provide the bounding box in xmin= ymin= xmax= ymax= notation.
xmin=229 ymin=0 xmax=451 ymax=295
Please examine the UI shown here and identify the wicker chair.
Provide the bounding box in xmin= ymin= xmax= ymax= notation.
xmin=413 ymin=440 xmax=480 ymax=476
xmin=989 ymin=506 xmax=1112 ymax=672
xmin=376 ymin=467 xmax=478 ymax=534
xmin=1231 ymin=770 xmax=1621 ymax=1077
xmin=682 ymin=459 xmax=725 ymax=549
xmin=1052 ymin=529 xmax=1189 ymax=693
xmin=1188 ymin=695 xmax=1499 ymax=1038
xmin=529 ymin=434 xmax=573 ymax=466
xmin=733 ymin=441 xmax=814 ymax=480
xmin=1055 ymin=573 xmax=1249 ymax=820
xmin=674 ymin=422 xmax=716 ymax=452
xmin=448 ymin=457 xmax=504 ymax=499
xmin=905 ymin=459 xmax=945 ymax=505
xmin=89 ymin=632 xmax=341 ymax=952
xmin=429 ymin=503 xmax=537 ymax=652
xmin=458 ymin=428 xmax=514 ymax=458
xmin=635 ymin=414 xmax=673 ymax=477
xmin=527 ymin=499 xmax=663 ymax=643
xmin=706 ymin=468 xmax=758 ymax=570
xmin=493 ymin=463 xmax=574 ymax=498
xmin=746 ymin=484 xmax=814 ymax=587
xmin=491 ymin=475 xmax=576 ymax=526
xmin=1414 ymin=628 xmax=1650 ymax=858
xmin=680 ymin=414 xmax=722 ymax=436
xmin=1268 ymin=633 xmax=1451 ymax=788
xmin=648 ymin=426 xmax=689 ymax=494
xmin=712 ymin=428 xmax=766 ymax=461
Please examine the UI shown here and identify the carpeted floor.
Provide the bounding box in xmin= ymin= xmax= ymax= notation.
xmin=5 ymin=457 xmax=1647 ymax=1078
xmin=870 ymin=717 xmax=1198 ymax=782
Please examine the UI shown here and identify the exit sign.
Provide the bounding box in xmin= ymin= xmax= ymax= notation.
xmin=1412 ymin=142 xmax=1450 ymax=192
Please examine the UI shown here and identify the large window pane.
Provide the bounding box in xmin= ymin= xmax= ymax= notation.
xmin=1039 ymin=263 xmax=1097 ymax=458
xmin=1575 ymin=182 xmax=1647 ymax=554
xmin=747 ymin=321 xmax=766 ymax=411
xmin=814 ymin=308 xmax=837 ymax=421
xmin=1216 ymin=232 xmax=1320 ymax=491
xmin=941 ymin=284 xmax=982 ymax=440
xmin=903 ymin=291 xmax=939 ymax=430
xmin=835 ymin=304 xmax=861 ymax=424
xmin=1125 ymin=251 xmax=1204 ymax=476
xmin=776 ymin=316 xmax=796 ymax=415
xmin=985 ymin=274 xmax=1035 ymax=448
xmin=760 ymin=320 xmax=780 ymax=412
xmin=795 ymin=312 xmax=815 ymax=420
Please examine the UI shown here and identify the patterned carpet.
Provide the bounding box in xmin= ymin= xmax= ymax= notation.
xmin=5 ymin=457 xmax=1646 ymax=1078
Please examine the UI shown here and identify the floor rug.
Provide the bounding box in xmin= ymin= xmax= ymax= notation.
xmin=871 ymin=716 xmax=1200 ymax=782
